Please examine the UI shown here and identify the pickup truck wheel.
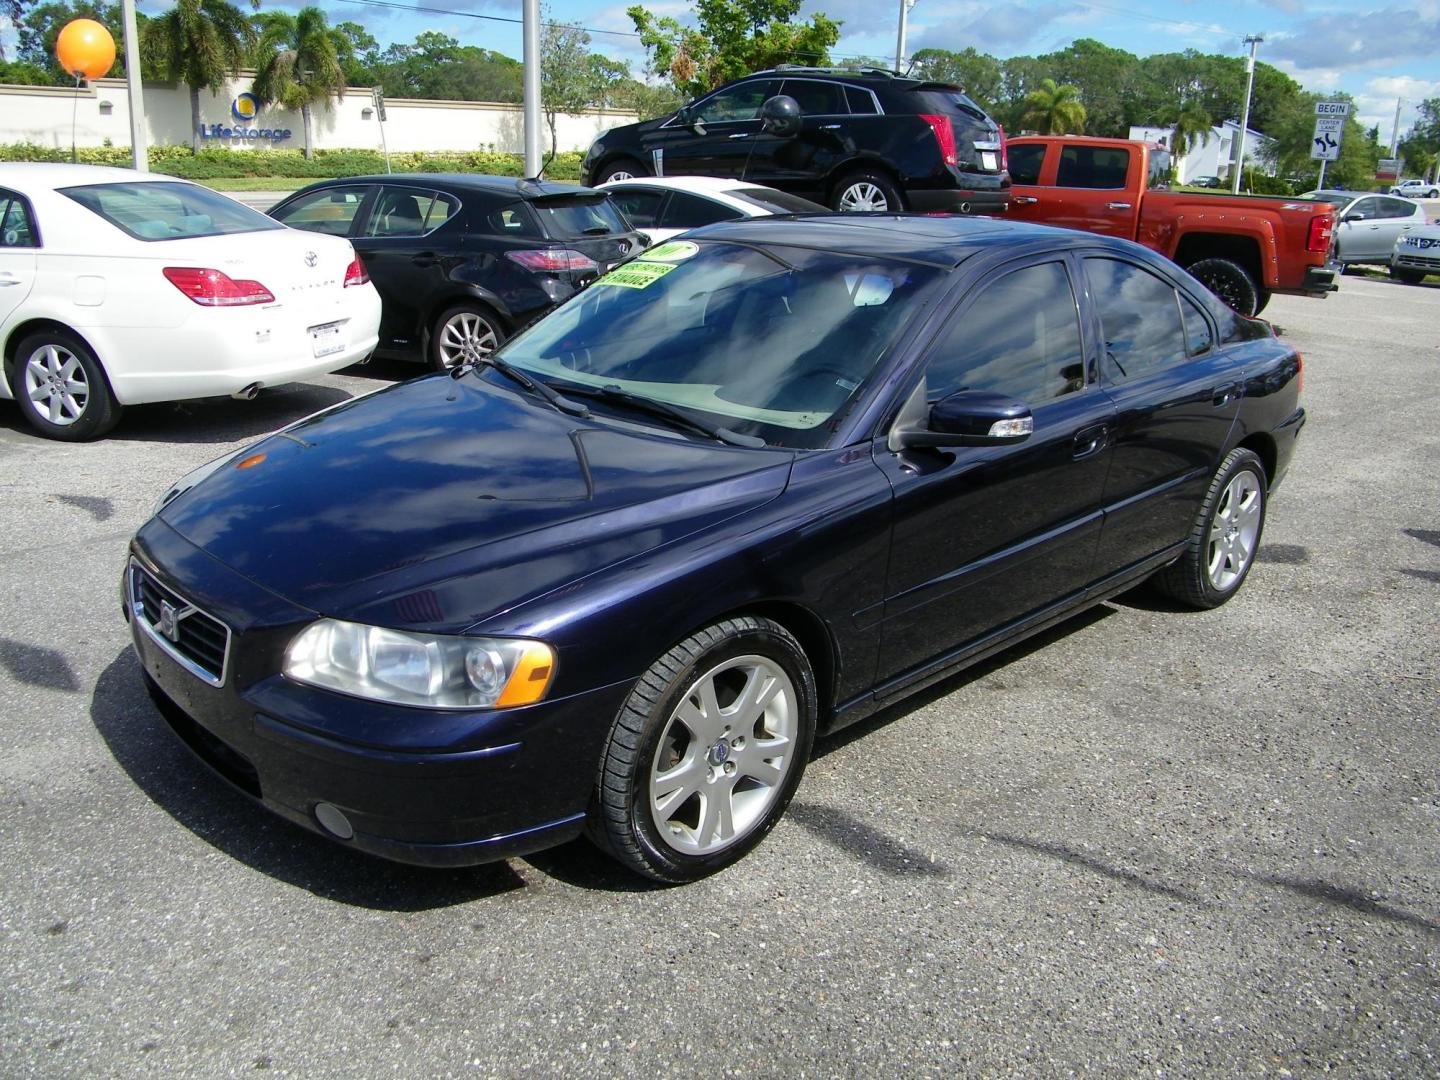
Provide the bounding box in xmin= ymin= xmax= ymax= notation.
xmin=1252 ymin=290 xmax=1272 ymax=316
xmin=1389 ymin=265 xmax=1426 ymax=284
xmin=1187 ymin=258 xmax=1259 ymax=316
xmin=1152 ymin=447 xmax=1267 ymax=609
xmin=832 ymin=170 xmax=902 ymax=213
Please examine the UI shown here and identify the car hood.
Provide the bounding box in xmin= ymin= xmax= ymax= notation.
xmin=157 ymin=373 xmax=793 ymax=633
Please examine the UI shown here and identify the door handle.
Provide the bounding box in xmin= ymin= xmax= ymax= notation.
xmin=1012 ymin=196 xmax=1038 ymax=205
xmin=1212 ymin=382 xmax=1243 ymax=407
xmin=0 ymin=276 xmax=20 ymax=286
xmin=727 ymin=132 xmax=753 ymax=140
xmin=820 ymin=123 xmax=842 ymax=130
xmin=1106 ymin=202 xmax=1133 ymax=210
xmin=1072 ymin=424 xmax=1108 ymax=459
xmin=411 ymin=252 xmax=438 ymax=267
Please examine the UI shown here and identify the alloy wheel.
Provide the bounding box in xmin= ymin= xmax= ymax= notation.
xmin=1207 ymin=468 xmax=1263 ymax=591
xmin=436 ymin=311 xmax=499 ymax=369
xmin=23 ymin=343 xmax=89 ymax=427
xmin=839 ymin=182 xmax=890 ymax=212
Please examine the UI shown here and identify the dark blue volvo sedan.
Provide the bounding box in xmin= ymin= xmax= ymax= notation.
xmin=124 ymin=215 xmax=1304 ymax=882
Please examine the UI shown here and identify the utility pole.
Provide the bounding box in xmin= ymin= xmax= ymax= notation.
xmin=1231 ymin=34 xmax=1263 ymax=194
xmin=522 ymin=0 xmax=542 ymax=177
xmin=894 ymin=0 xmax=916 ymax=74
xmin=120 ymin=0 xmax=147 ymax=171
xmin=1389 ymin=97 xmax=1402 ymax=155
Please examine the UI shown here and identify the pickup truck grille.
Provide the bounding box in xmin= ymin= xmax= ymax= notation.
xmin=129 ymin=560 xmax=230 ymax=686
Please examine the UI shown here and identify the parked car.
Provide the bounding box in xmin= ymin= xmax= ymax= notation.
xmin=1301 ymin=189 xmax=1426 ymax=268
xmin=1390 ymin=220 xmax=1440 ymax=282
xmin=599 ymin=176 xmax=826 ymax=244
xmin=0 ymin=163 xmax=379 ymax=440
xmin=1189 ymin=175 xmax=1222 ymax=188
xmin=126 ymin=215 xmax=1303 ymax=883
xmin=581 ymin=66 xmax=1009 ymax=215
xmin=1389 ymin=178 xmax=1440 ymax=198
xmin=269 ymin=175 xmax=646 ymax=370
xmin=1006 ymin=136 xmax=1337 ymax=316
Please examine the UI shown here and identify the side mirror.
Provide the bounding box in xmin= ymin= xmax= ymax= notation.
xmin=1343 ymin=211 xmax=1365 ymax=222
xmin=892 ymin=390 xmax=1034 ymax=450
xmin=676 ymin=104 xmax=706 ymax=135
xmin=759 ymin=95 xmax=803 ymax=139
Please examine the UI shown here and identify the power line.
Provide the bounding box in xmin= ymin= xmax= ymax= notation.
xmin=330 ymin=0 xmax=644 ymax=40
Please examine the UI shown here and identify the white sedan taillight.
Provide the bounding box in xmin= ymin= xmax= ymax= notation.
xmin=163 ymin=267 xmax=275 ymax=307
xmin=344 ymin=255 xmax=370 ymax=287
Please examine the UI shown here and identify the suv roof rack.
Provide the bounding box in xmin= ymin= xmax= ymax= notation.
xmin=758 ymin=64 xmax=904 ymax=79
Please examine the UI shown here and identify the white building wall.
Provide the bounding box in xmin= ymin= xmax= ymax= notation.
xmin=0 ymin=74 xmax=637 ymax=154
xmin=1128 ymin=122 xmax=1273 ymax=182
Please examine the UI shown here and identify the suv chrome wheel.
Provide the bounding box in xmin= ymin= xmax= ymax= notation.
xmin=839 ymin=181 xmax=890 ymax=212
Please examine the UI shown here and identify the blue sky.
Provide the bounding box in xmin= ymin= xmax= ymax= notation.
xmin=8 ymin=0 xmax=1440 ymax=138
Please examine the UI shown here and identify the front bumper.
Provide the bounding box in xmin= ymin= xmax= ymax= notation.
xmin=1392 ymin=248 xmax=1440 ymax=275
xmin=123 ymin=538 xmax=630 ymax=868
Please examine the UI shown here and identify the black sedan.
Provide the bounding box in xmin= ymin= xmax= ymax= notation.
xmin=124 ymin=216 xmax=1304 ymax=883
xmin=268 ymin=174 xmax=646 ymax=371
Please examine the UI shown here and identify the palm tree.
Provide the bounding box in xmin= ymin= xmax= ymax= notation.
xmin=252 ymin=6 xmax=346 ymax=160
xmin=140 ymin=0 xmax=256 ymax=153
xmin=1169 ymin=103 xmax=1213 ymax=161
xmin=1018 ymin=78 xmax=1086 ymax=135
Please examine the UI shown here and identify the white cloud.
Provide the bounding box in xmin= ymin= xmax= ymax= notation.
xmin=1267 ymin=5 xmax=1440 ymax=72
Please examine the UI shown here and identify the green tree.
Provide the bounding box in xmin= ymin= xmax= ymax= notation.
xmin=15 ymin=0 xmax=144 ymax=83
xmin=910 ymin=47 xmax=1001 ymax=111
xmin=1037 ymin=38 xmax=1135 ymax=136
xmin=141 ymin=0 xmax=256 ymax=152
xmin=1018 ymin=78 xmax=1086 ymax=134
xmin=604 ymin=78 xmax=685 ymax=120
xmin=252 ymin=5 xmax=347 ymax=160
xmin=1169 ymin=102 xmax=1213 ymax=159
xmin=539 ymin=13 xmax=618 ymax=173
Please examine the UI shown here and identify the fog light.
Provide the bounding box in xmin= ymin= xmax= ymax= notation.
xmin=314 ymin=802 xmax=354 ymax=840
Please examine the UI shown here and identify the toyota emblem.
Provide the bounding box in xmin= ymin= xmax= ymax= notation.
xmin=304 ymin=251 xmax=318 ymax=268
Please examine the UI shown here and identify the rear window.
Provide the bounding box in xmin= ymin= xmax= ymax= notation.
xmin=529 ymin=196 xmax=629 ymax=239
xmin=912 ymin=89 xmax=992 ymax=125
xmin=730 ymin=188 xmax=825 ymax=214
xmin=1148 ymin=149 xmax=1172 ymax=190
xmin=61 ymin=181 xmax=282 ymax=241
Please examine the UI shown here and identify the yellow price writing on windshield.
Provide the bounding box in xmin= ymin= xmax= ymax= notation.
xmin=596 ymin=261 xmax=676 ymax=289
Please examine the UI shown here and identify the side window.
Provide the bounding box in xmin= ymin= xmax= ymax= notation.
xmin=692 ymin=80 xmax=778 ymax=123
xmin=608 ymin=188 xmax=665 ymax=228
xmin=781 ymin=79 xmax=844 ymax=116
xmin=1 ymin=195 xmax=37 ymax=247
xmin=1346 ymin=197 xmax=1379 ymax=221
xmin=1178 ymin=292 xmax=1213 ymax=357
xmin=272 ymin=185 xmax=372 ymax=236
xmin=1056 ymin=146 xmax=1130 ymax=189
xmin=488 ymin=202 xmax=540 ymax=236
xmin=659 ymin=192 xmax=745 ymax=229
xmin=364 ymin=188 xmax=458 ymax=238
xmin=1380 ymin=196 xmax=1417 ymax=219
xmin=1085 ymin=257 xmax=1188 ymax=382
xmin=926 ymin=261 xmax=1087 ymax=404
xmin=1008 ymin=144 xmax=1046 ymax=185
xmin=845 ymin=85 xmax=878 ymax=115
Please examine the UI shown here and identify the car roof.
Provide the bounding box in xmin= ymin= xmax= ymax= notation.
xmin=682 ymin=213 xmax=1137 ymax=268
xmin=601 ymin=176 xmax=756 ymax=194
xmin=304 ymin=173 xmax=600 ymax=198
xmin=0 ymin=162 xmax=185 ymax=191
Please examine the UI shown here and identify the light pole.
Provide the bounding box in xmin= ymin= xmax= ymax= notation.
xmin=894 ymin=0 xmax=917 ymax=74
xmin=522 ymin=0 xmax=542 ymax=177
xmin=120 ymin=0 xmax=147 ymax=171
xmin=1231 ymin=34 xmax=1263 ymax=194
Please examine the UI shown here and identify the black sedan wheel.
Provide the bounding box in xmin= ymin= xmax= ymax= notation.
xmin=11 ymin=329 xmax=122 ymax=441
xmin=1187 ymin=258 xmax=1259 ymax=316
xmin=590 ymin=616 xmax=816 ymax=883
xmin=1154 ymin=447 xmax=1267 ymax=608
xmin=430 ymin=305 xmax=505 ymax=372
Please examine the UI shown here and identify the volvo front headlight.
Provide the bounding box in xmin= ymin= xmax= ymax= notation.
xmin=283 ymin=619 xmax=555 ymax=709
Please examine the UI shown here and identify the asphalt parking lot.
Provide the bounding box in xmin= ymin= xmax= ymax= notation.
xmin=2 ymin=274 xmax=1437 ymax=1078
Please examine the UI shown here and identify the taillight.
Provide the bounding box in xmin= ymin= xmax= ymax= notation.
xmin=162 ymin=267 xmax=274 ymax=307
xmin=343 ymin=254 xmax=369 ymax=287
xmin=998 ymin=125 xmax=1008 ymax=171
xmin=1307 ymin=213 xmax=1334 ymax=253
xmin=505 ymin=249 xmax=600 ymax=273
xmin=919 ymin=114 xmax=958 ymax=167
xmin=1296 ymin=351 xmax=1303 ymax=393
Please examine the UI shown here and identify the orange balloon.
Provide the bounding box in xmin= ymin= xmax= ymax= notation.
xmin=56 ymin=19 xmax=116 ymax=81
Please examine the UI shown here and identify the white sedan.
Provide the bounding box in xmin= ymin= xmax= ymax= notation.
xmin=0 ymin=163 xmax=381 ymax=440
xmin=598 ymin=176 xmax=827 ymax=245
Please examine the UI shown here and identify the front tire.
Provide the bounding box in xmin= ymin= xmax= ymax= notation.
xmin=11 ymin=329 xmax=121 ymax=441
xmin=1390 ymin=265 xmax=1426 ymax=284
xmin=595 ymin=156 xmax=648 ymax=185
xmin=589 ymin=616 xmax=817 ymax=883
xmin=1187 ymin=257 xmax=1260 ymax=316
xmin=831 ymin=169 xmax=903 ymax=213
xmin=1153 ymin=447 xmax=1267 ymax=609
xmin=429 ymin=304 xmax=505 ymax=372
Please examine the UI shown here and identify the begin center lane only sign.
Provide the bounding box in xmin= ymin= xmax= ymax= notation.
xmin=1311 ymin=101 xmax=1349 ymax=162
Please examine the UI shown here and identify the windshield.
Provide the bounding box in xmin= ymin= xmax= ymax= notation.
xmin=61 ymin=181 xmax=283 ymax=241
xmin=496 ymin=240 xmax=944 ymax=449
xmin=530 ymin=196 xmax=629 ymax=238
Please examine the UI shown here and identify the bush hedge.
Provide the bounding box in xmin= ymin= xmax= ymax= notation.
xmin=0 ymin=144 xmax=584 ymax=181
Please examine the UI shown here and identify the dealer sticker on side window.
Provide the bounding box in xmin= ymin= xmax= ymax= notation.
xmin=596 ymin=261 xmax=677 ymax=289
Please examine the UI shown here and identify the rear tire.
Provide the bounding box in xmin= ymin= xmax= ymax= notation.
xmin=1187 ymin=257 xmax=1260 ymax=316
xmin=1152 ymin=447 xmax=1267 ymax=609
xmin=595 ymin=156 xmax=648 ymax=185
xmin=10 ymin=329 xmax=122 ymax=441
xmin=830 ymin=169 xmax=903 ymax=213
xmin=429 ymin=304 xmax=505 ymax=372
xmin=1252 ymin=289 xmax=1272 ymax=316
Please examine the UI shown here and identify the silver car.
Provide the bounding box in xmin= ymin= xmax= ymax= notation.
xmin=1389 ymin=178 xmax=1440 ymax=198
xmin=1390 ymin=221 xmax=1440 ymax=283
xmin=1303 ymin=190 xmax=1427 ymax=267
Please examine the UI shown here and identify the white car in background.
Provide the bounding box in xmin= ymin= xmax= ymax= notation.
xmin=0 ymin=163 xmax=381 ymax=440
xmin=1390 ymin=220 xmax=1440 ymax=283
xmin=598 ymin=176 xmax=827 ymax=245
xmin=1389 ymin=178 xmax=1440 ymax=198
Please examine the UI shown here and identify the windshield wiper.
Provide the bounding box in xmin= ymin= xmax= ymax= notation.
xmin=457 ymin=354 xmax=591 ymax=418
xmin=565 ymin=384 xmax=766 ymax=448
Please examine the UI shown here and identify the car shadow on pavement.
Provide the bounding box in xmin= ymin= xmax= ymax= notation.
xmin=90 ymin=649 xmax=528 ymax=910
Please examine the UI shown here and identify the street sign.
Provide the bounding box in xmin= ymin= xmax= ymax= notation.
xmin=1315 ymin=100 xmax=1351 ymax=117
xmin=1311 ymin=115 xmax=1344 ymax=161
xmin=371 ymin=86 xmax=387 ymax=123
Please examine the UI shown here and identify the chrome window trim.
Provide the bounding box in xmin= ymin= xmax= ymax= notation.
xmin=128 ymin=557 xmax=231 ymax=688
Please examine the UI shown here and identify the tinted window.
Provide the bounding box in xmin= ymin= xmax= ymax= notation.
xmin=273 ymin=185 xmax=372 ymax=236
xmin=529 ymin=197 xmax=629 ymax=238
xmin=781 ymin=79 xmax=844 ymax=116
xmin=65 ymin=181 xmax=283 ymax=241
xmin=913 ymin=90 xmax=992 ymax=124
xmin=1085 ymin=258 xmax=1187 ymax=382
xmin=927 ymin=261 xmax=1086 ymax=404
xmin=1346 ymin=197 xmax=1381 ymax=220
xmin=659 ymin=192 xmax=745 ymax=229
xmin=1056 ymin=146 xmax=1130 ymax=189
xmin=1179 ymin=292 xmax=1212 ymax=357
xmin=692 ymin=80 xmax=778 ymax=123
xmin=364 ymin=188 xmax=460 ymax=238
xmin=1008 ymin=144 xmax=1045 ymax=185
xmin=1 ymin=195 xmax=37 ymax=247
xmin=608 ymin=188 xmax=665 ymax=228
xmin=489 ymin=202 xmax=540 ymax=236
xmin=1148 ymin=149 xmax=1172 ymax=190
xmin=730 ymin=188 xmax=826 ymax=214
xmin=1378 ymin=196 xmax=1418 ymax=219
xmin=845 ymin=86 xmax=878 ymax=115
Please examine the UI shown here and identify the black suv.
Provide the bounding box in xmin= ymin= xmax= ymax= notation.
xmin=582 ymin=66 xmax=1009 ymax=215
xmin=269 ymin=175 xmax=645 ymax=370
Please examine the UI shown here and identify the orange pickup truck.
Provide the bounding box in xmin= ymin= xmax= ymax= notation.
xmin=1004 ymin=135 xmax=1337 ymax=316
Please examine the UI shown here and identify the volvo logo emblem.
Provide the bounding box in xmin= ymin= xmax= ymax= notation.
xmin=304 ymin=251 xmax=318 ymax=268
xmin=158 ymin=601 xmax=181 ymax=642
xmin=707 ymin=739 xmax=731 ymax=766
